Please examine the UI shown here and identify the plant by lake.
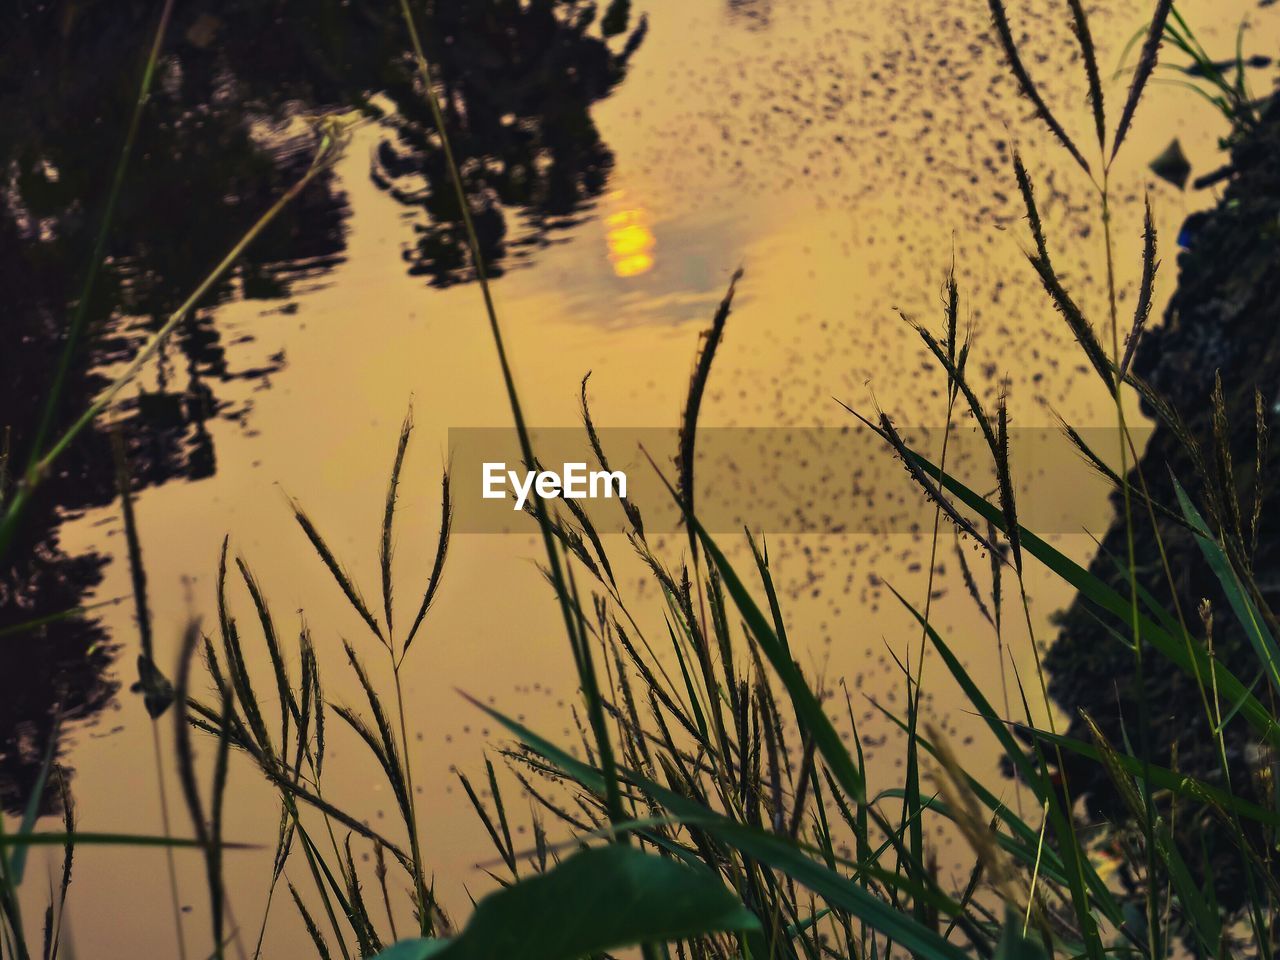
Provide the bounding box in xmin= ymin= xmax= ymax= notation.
xmin=2 ymin=1 xmax=1279 ymax=959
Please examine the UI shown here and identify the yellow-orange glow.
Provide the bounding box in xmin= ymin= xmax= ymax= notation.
xmin=604 ymin=203 xmax=656 ymax=277
xmin=613 ymin=252 xmax=655 ymax=277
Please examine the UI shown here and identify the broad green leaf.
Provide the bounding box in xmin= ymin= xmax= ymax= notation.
xmin=1073 ymin=715 xmax=1221 ymax=954
xmin=370 ymin=845 xmax=758 ymax=960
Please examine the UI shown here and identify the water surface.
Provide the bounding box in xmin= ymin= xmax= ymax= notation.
xmin=5 ymin=0 xmax=1276 ymax=954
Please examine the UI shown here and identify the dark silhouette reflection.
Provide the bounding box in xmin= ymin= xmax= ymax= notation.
xmin=372 ymin=0 xmax=646 ymax=285
xmin=1 ymin=28 xmax=350 ymax=812
xmin=1047 ymin=98 xmax=1280 ymax=917
xmin=1 ymin=0 xmax=642 ymax=814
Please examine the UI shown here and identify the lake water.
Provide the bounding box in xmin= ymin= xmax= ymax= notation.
xmin=6 ymin=0 xmax=1276 ymax=954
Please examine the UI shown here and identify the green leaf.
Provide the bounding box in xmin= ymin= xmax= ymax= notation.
xmin=370 ymin=846 xmax=759 ymax=960
xmin=649 ymin=798 xmax=970 ymax=960
xmin=463 ymin=695 xmax=970 ymax=960
xmin=7 ymin=723 xmax=56 ymax=883
xmin=1173 ymin=478 xmax=1280 ymax=697
xmin=889 ymin=585 xmax=1106 ymax=960
xmin=681 ymin=505 xmax=865 ymax=803
xmin=1027 ymin=725 xmax=1280 ymax=827
xmin=902 ymin=444 xmax=1279 ymax=746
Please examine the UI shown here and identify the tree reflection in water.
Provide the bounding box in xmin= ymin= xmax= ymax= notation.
xmin=0 ymin=0 xmax=645 ymax=813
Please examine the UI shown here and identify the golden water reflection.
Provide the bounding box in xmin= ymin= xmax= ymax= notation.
xmin=27 ymin=0 xmax=1280 ymax=955
xmin=604 ymin=198 xmax=657 ymax=277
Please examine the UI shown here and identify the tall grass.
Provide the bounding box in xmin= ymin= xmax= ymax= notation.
xmin=1 ymin=82 xmax=353 ymax=960
xmin=4 ymin=1 xmax=1278 ymax=959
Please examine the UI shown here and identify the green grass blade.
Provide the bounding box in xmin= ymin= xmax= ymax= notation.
xmin=646 ymin=467 xmax=864 ymax=803
xmin=889 ymin=585 xmax=1106 ymax=960
xmin=1174 ymin=478 xmax=1280 ymax=696
xmin=899 ymin=444 xmax=1279 ymax=746
xmin=463 ymin=696 xmax=971 ymax=960
xmin=7 ymin=723 xmax=57 ymax=884
xmin=1029 ymin=724 xmax=1280 ymax=826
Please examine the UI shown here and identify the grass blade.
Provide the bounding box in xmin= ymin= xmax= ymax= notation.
xmin=1174 ymin=478 xmax=1280 ymax=697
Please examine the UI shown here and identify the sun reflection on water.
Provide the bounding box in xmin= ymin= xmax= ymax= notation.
xmin=604 ymin=198 xmax=656 ymax=277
